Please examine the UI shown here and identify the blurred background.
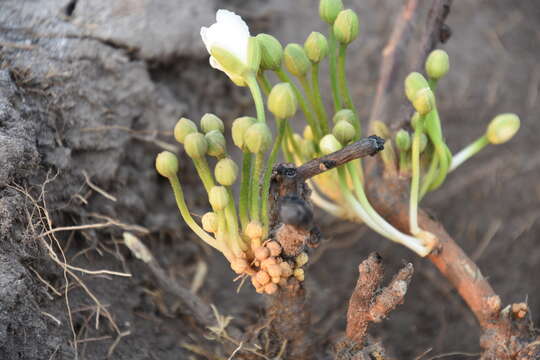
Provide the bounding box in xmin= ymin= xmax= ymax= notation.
xmin=0 ymin=0 xmax=538 ymax=359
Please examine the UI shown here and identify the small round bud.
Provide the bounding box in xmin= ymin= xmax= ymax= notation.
xmin=304 ymin=32 xmax=329 ymax=64
xmin=283 ymin=43 xmax=311 ymax=78
xmin=205 ymin=130 xmax=226 ymax=157
xmin=201 ymin=212 xmax=218 ymax=233
xmin=319 ymin=0 xmax=343 ymax=24
xmin=264 ymin=282 xmax=278 ymax=294
xmin=333 ymin=9 xmax=359 ymax=45
xmin=174 ymin=117 xmax=197 ymax=144
xmin=293 ymin=268 xmax=305 ymax=281
xmin=279 ymin=262 xmax=293 ymax=278
xmin=425 ymin=49 xmax=450 ymax=80
xmin=231 ymin=116 xmax=256 ymax=150
xmin=245 ymin=221 xmax=263 ymax=239
xmin=266 ymin=241 xmax=282 ymax=257
xmin=184 ymin=132 xmax=208 ymax=159
xmin=200 ymin=113 xmax=224 ymax=134
xmin=208 ymin=186 xmax=229 ymax=211
xmin=255 ymin=271 xmax=270 ymax=285
xmin=333 ymin=120 xmax=355 ymax=144
xmin=155 ymin=151 xmax=178 ymax=178
xmin=419 ymin=133 xmax=428 ymax=153
xmin=256 ymin=34 xmax=283 ymax=71
xmin=254 ymin=246 xmax=270 ymax=261
xmin=261 ymin=257 xmax=277 ymax=269
xmin=295 ymin=252 xmax=309 ymax=267
xmin=404 ymin=72 xmax=430 ymax=103
xmin=231 ymin=258 xmax=248 ymax=274
xmin=268 ymin=83 xmax=298 ymax=119
xmin=486 ymin=113 xmax=520 ymax=145
xmin=332 ymin=108 xmax=355 ymax=125
xmin=303 ymin=126 xmax=314 ymax=141
xmin=267 ymin=264 xmax=282 ymax=278
xmin=214 ymin=157 xmax=238 ymax=186
xmin=395 ymin=129 xmax=411 ymax=152
xmin=412 ymin=88 xmax=435 ymax=116
xmin=244 ymin=123 xmax=272 ymax=153
xmin=319 ymin=134 xmax=342 ymax=155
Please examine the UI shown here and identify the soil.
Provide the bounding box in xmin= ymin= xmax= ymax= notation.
xmin=1 ymin=0 xmax=539 ymax=359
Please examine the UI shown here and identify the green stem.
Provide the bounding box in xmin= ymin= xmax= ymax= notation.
xmin=450 ymin=135 xmax=489 ymax=172
xmin=250 ymin=152 xmax=264 ymax=223
xmin=311 ymin=63 xmax=329 ymax=134
xmin=257 ymin=72 xmax=272 ymax=96
xmin=419 ymin=153 xmax=439 ymax=198
xmin=224 ymin=189 xmax=244 ymax=255
xmin=239 ymin=151 xmax=252 ymax=230
xmin=261 ymin=119 xmax=287 ymax=234
xmin=168 ymin=175 xmax=225 ymax=255
xmin=246 ymin=74 xmax=266 ymax=124
xmin=276 ymin=68 xmax=321 ymax=141
xmin=424 ymin=109 xmax=449 ymax=190
xmin=299 ymin=75 xmax=323 ymax=137
xmin=215 ymin=209 xmax=233 ymax=260
xmin=337 ymin=44 xmax=361 ymax=139
xmin=192 ymin=157 xmax=215 ymax=193
xmin=399 ymin=150 xmax=410 ymax=174
xmin=409 ymin=115 xmax=424 ymax=235
xmin=328 ymin=26 xmax=341 ymax=111
xmin=285 ymin=122 xmax=305 ymax=163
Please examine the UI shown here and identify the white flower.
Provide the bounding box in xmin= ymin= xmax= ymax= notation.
xmin=201 ymin=10 xmax=252 ymax=86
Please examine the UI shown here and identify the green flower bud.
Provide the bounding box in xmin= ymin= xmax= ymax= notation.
xmin=395 ymin=129 xmax=411 ymax=152
xmin=319 ymin=134 xmax=342 ymax=155
xmin=332 ymin=108 xmax=355 ymax=125
xmin=404 ymin=72 xmax=430 ymax=103
xmin=304 ymin=32 xmax=328 ymax=64
xmin=425 ymin=49 xmax=450 ymax=80
xmin=419 ymin=133 xmax=428 ymax=153
xmin=303 ymin=125 xmax=314 ymax=141
xmin=201 ymin=212 xmax=218 ymax=233
xmin=209 ymin=186 xmax=229 ymax=211
xmin=201 ymin=113 xmax=224 ymax=134
xmin=247 ymin=36 xmax=262 ymax=74
xmin=205 ymin=130 xmax=226 ymax=157
xmin=412 ymin=88 xmax=435 ymax=116
xmin=244 ymin=123 xmax=272 ymax=153
xmin=333 ymin=9 xmax=359 ymax=45
xmin=319 ymin=0 xmax=343 ymax=24
xmin=184 ymin=132 xmax=208 ymax=159
xmin=268 ymin=83 xmax=298 ymax=119
xmin=332 ymin=120 xmax=355 ymax=144
xmin=155 ymin=151 xmax=179 ymax=178
xmin=231 ymin=116 xmax=256 ymax=150
xmin=283 ymin=43 xmax=311 ymax=77
xmin=214 ymin=157 xmax=239 ymax=186
xmin=256 ymin=34 xmax=283 ymax=71
xmin=486 ymin=113 xmax=520 ymax=145
xmin=174 ymin=117 xmax=197 ymax=144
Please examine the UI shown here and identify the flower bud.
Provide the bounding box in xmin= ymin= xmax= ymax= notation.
xmin=174 ymin=117 xmax=197 ymax=144
xmin=404 ymin=72 xmax=430 ymax=103
xmin=319 ymin=134 xmax=342 ymax=155
xmin=201 ymin=212 xmax=218 ymax=233
xmin=303 ymin=125 xmax=314 ymax=141
xmin=425 ymin=49 xmax=450 ymax=80
xmin=201 ymin=113 xmax=224 ymax=134
xmin=293 ymin=268 xmax=305 ymax=281
xmin=155 ymin=151 xmax=178 ymax=178
xmin=279 ymin=262 xmax=293 ymax=277
xmin=268 ymin=83 xmax=298 ymax=119
xmin=245 ymin=221 xmax=263 ymax=239
xmin=333 ymin=9 xmax=359 ymax=45
xmin=332 ymin=120 xmax=355 ymax=144
xmin=486 ymin=113 xmax=520 ymax=145
xmin=283 ymin=43 xmax=311 ymax=78
xmin=419 ymin=133 xmax=428 ymax=153
xmin=254 ymin=246 xmax=270 ymax=261
xmin=214 ymin=157 xmax=238 ymax=186
xmin=267 ymin=264 xmax=282 ymax=278
xmin=256 ymin=34 xmax=283 ymax=71
xmin=208 ymin=186 xmax=229 ymax=211
xmin=319 ymin=0 xmax=343 ymax=24
xmin=304 ymin=32 xmax=329 ymax=64
xmin=266 ymin=241 xmax=282 ymax=257
xmin=184 ymin=132 xmax=208 ymax=159
xmin=412 ymin=88 xmax=435 ymax=116
xmin=295 ymin=252 xmax=309 ymax=267
xmin=205 ymin=130 xmax=226 ymax=157
xmin=244 ymin=123 xmax=272 ymax=153
xmin=332 ymin=108 xmax=355 ymax=125
xmin=255 ymin=270 xmax=270 ymax=285
xmin=395 ymin=129 xmax=411 ymax=152
xmin=231 ymin=116 xmax=256 ymax=149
